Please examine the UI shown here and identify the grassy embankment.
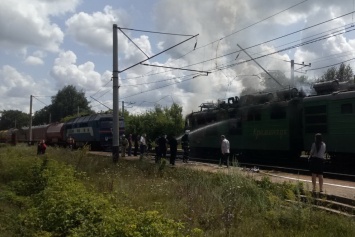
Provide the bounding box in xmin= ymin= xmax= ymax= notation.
xmin=0 ymin=144 xmax=354 ymax=237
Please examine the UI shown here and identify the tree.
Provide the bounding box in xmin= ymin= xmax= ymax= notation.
xmin=33 ymin=105 xmax=51 ymax=125
xmin=0 ymin=110 xmax=29 ymax=130
xmin=320 ymin=67 xmax=336 ymax=82
xmin=336 ymin=63 xmax=353 ymax=82
xmin=51 ymin=85 xmax=93 ymax=122
xmin=124 ymin=103 xmax=185 ymax=141
xmin=33 ymin=85 xmax=94 ymax=124
xmin=320 ymin=63 xmax=353 ymax=82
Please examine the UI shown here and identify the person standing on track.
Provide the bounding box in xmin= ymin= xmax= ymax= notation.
xmin=308 ymin=133 xmax=326 ymax=193
xmin=220 ymin=135 xmax=230 ymax=168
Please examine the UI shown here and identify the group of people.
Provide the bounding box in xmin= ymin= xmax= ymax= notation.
xmin=120 ymin=134 xmax=147 ymax=158
xmin=154 ymin=131 xmax=190 ymax=166
xmin=219 ymin=133 xmax=326 ymax=193
xmin=154 ymin=135 xmax=178 ymax=165
xmin=119 ymin=131 xmax=190 ymax=167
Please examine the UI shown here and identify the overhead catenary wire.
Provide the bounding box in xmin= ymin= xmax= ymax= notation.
xmin=120 ymin=26 xmax=355 ymax=99
xmin=119 ymin=0 xmax=311 ymax=82
xmin=306 ymin=57 xmax=355 ymax=71
xmin=122 ymin=13 xmax=355 ymax=84
xmin=183 ymin=0 xmax=310 ymax=54
xmin=97 ymin=4 xmax=355 ymax=110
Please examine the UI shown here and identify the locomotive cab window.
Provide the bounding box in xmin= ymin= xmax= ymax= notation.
xmin=270 ymin=107 xmax=286 ymax=119
xmin=247 ymin=110 xmax=261 ymax=121
xmin=304 ymin=105 xmax=327 ymax=133
xmin=79 ymin=123 xmax=88 ymax=128
xmin=341 ymin=103 xmax=353 ymax=114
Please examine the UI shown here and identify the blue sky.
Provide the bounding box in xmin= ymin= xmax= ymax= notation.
xmin=1 ymin=0 xmax=355 ymax=119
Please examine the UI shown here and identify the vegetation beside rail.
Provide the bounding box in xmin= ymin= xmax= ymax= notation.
xmin=0 ymin=145 xmax=354 ymax=236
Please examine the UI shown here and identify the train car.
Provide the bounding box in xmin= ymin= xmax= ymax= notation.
xmin=15 ymin=125 xmax=49 ymax=144
xmin=46 ymin=123 xmax=65 ymax=146
xmin=64 ymin=113 xmax=124 ymax=151
xmin=0 ymin=129 xmax=13 ymax=143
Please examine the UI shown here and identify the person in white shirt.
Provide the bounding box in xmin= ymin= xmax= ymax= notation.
xmin=220 ymin=135 xmax=230 ymax=167
xmin=139 ymin=134 xmax=147 ymax=159
xmin=309 ymin=133 xmax=326 ymax=192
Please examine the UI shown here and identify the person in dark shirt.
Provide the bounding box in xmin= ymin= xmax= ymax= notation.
xmin=134 ymin=134 xmax=139 ymax=156
xmin=127 ymin=134 xmax=132 ymax=156
xmin=168 ymin=135 xmax=178 ymax=166
xmin=158 ymin=135 xmax=168 ymax=159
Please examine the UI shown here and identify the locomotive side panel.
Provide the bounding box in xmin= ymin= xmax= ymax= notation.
xmin=239 ymin=105 xmax=290 ymax=151
xmin=303 ymin=91 xmax=355 ymax=155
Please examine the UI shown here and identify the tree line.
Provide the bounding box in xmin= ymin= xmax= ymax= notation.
xmin=0 ymin=85 xmax=185 ymax=139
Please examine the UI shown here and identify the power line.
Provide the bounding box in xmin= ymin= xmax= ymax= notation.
xmin=306 ymin=57 xmax=355 ymax=71
xmin=186 ymin=0 xmax=310 ymax=54
xmin=119 ymin=0 xmax=310 ymax=81
xmin=126 ymin=14 xmax=355 ymax=83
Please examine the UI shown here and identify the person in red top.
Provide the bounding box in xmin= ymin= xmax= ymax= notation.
xmin=37 ymin=140 xmax=47 ymax=155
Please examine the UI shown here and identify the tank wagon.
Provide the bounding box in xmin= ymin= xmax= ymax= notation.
xmin=185 ymin=80 xmax=355 ymax=163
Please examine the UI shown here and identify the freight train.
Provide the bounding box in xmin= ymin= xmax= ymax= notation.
xmin=0 ymin=113 xmax=125 ymax=151
xmin=184 ymin=80 xmax=355 ymax=163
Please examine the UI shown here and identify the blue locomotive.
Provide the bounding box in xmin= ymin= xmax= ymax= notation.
xmin=65 ymin=113 xmax=125 ymax=150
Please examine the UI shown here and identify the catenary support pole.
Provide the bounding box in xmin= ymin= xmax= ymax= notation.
xmin=29 ymin=95 xmax=33 ymax=145
xmin=291 ymin=60 xmax=295 ymax=87
xmin=112 ymin=24 xmax=120 ymax=162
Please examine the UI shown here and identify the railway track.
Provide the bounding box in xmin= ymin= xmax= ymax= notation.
xmin=288 ymin=193 xmax=355 ymax=218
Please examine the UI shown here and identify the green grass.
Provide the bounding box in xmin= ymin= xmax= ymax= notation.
xmin=0 ymin=144 xmax=354 ymax=236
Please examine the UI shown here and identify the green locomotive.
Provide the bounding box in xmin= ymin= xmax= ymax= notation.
xmin=185 ymin=80 xmax=355 ymax=163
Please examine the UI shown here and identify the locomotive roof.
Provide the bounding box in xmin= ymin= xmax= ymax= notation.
xmin=21 ymin=124 xmax=50 ymax=130
xmin=303 ymin=90 xmax=355 ymax=102
xmin=66 ymin=113 xmax=113 ymax=125
xmin=47 ymin=123 xmax=64 ymax=133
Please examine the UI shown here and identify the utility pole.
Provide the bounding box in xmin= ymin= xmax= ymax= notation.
xmin=112 ymin=25 xmax=199 ymax=163
xmin=112 ymin=24 xmax=120 ymax=163
xmin=290 ymin=60 xmax=311 ymax=87
xmin=121 ymin=101 xmax=134 ymax=115
xmin=29 ymin=95 xmax=33 ymax=145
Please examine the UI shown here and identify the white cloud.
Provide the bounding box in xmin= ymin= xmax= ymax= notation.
xmin=0 ymin=0 xmax=80 ymax=52
xmin=0 ymin=65 xmax=48 ymax=111
xmin=50 ymin=50 xmax=102 ymax=91
xmin=24 ymin=56 xmax=44 ymax=66
xmin=66 ymin=5 xmax=130 ymax=53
